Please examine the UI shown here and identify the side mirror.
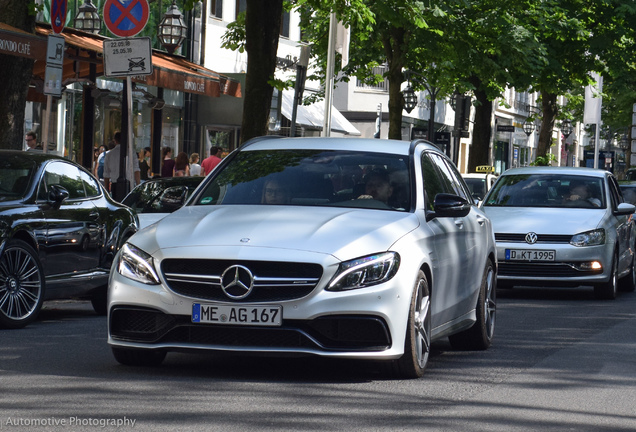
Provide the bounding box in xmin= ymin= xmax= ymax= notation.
xmin=48 ymin=184 xmax=69 ymax=204
xmin=615 ymin=202 xmax=636 ymax=216
xmin=433 ymin=193 xmax=471 ymax=218
xmin=159 ymin=186 xmax=188 ymax=212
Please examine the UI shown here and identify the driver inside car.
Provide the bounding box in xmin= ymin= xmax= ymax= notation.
xmin=563 ymin=180 xmax=601 ymax=207
xmin=358 ymin=168 xmax=394 ymax=204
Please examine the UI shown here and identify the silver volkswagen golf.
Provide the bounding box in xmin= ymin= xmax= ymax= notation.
xmin=482 ymin=166 xmax=636 ymax=299
xmin=107 ymin=137 xmax=497 ymax=378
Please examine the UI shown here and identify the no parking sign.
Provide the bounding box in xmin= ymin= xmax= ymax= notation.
xmin=103 ymin=0 xmax=149 ymax=37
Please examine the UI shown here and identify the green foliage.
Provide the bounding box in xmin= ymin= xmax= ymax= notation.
xmin=221 ymin=12 xmax=246 ymax=53
xmin=530 ymin=154 xmax=557 ymax=166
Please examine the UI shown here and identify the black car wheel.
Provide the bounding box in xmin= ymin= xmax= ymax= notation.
xmin=0 ymin=239 xmax=45 ymax=329
xmin=449 ymin=258 xmax=496 ymax=350
xmin=595 ymin=252 xmax=618 ymax=300
xmin=392 ymin=271 xmax=431 ymax=379
xmin=618 ymin=253 xmax=636 ymax=293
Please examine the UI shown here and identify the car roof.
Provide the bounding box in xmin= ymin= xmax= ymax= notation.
xmin=499 ymin=166 xmax=608 ymax=178
xmin=240 ymin=136 xmax=437 ymax=156
xmin=0 ymin=149 xmax=67 ymax=163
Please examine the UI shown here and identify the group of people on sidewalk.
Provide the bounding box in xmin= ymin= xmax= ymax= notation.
xmin=91 ymin=137 xmax=225 ymax=193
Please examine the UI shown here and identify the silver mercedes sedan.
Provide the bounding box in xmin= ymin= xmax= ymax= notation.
xmin=107 ymin=137 xmax=497 ymax=378
xmin=481 ymin=166 xmax=636 ymax=299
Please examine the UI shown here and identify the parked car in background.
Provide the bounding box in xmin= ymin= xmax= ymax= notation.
xmin=0 ymin=150 xmax=137 ymax=329
xmin=122 ymin=177 xmax=204 ymax=229
xmin=108 ymin=137 xmax=497 ymax=378
xmin=462 ymin=166 xmax=498 ymax=202
xmin=482 ymin=167 xmax=635 ymax=299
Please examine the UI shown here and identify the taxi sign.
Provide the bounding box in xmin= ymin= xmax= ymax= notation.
xmin=475 ymin=165 xmax=495 ymax=173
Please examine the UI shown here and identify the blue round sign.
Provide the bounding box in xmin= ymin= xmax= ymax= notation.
xmin=103 ymin=0 xmax=150 ymax=37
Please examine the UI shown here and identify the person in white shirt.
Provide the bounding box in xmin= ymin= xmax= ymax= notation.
xmin=189 ymin=153 xmax=202 ymax=176
xmin=103 ymin=132 xmax=140 ymax=192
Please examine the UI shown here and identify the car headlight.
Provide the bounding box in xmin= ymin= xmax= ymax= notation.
xmin=570 ymin=229 xmax=605 ymax=247
xmin=117 ymin=243 xmax=161 ymax=285
xmin=327 ymin=252 xmax=400 ymax=291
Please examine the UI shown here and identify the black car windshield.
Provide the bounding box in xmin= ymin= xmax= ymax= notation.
xmin=123 ymin=178 xmax=202 ymax=213
xmin=484 ymin=174 xmax=606 ymax=209
xmin=194 ymin=149 xmax=411 ymax=211
xmin=0 ymin=156 xmax=36 ymax=201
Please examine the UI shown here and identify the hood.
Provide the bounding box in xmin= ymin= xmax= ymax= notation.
xmin=482 ymin=206 xmax=605 ymax=235
xmin=133 ymin=205 xmax=419 ymax=260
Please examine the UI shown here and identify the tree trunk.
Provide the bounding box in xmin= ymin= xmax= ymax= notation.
xmin=0 ymin=1 xmax=36 ymax=150
xmin=383 ymin=27 xmax=405 ymax=140
xmin=467 ymin=86 xmax=493 ymax=172
xmin=240 ymin=0 xmax=283 ymax=144
xmin=537 ymin=92 xmax=558 ymax=157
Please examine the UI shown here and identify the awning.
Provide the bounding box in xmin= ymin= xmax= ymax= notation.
xmin=281 ymin=90 xmax=361 ymax=136
xmin=23 ymin=24 xmax=240 ymax=99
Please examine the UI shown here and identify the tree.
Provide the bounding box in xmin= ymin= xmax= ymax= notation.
xmin=0 ymin=1 xmax=38 ymax=149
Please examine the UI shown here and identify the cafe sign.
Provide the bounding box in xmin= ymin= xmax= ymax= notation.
xmin=0 ymin=28 xmax=46 ymax=60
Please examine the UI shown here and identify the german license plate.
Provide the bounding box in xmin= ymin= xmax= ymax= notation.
xmin=505 ymin=249 xmax=555 ymax=261
xmin=192 ymin=303 xmax=282 ymax=326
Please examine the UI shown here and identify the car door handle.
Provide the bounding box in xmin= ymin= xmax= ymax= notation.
xmin=89 ymin=211 xmax=100 ymax=220
xmin=476 ymin=216 xmax=487 ymax=226
xmin=454 ymin=219 xmax=464 ymax=229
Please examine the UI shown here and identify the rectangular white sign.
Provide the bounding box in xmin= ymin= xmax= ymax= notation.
xmin=103 ymin=37 xmax=153 ymax=77
xmin=46 ymin=34 xmax=65 ymax=67
xmin=44 ymin=65 xmax=63 ymax=96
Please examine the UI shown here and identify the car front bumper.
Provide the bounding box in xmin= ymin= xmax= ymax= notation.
xmin=495 ymin=242 xmax=614 ymax=286
xmin=107 ymin=251 xmax=415 ymax=360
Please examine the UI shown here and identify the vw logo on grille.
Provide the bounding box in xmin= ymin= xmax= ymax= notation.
xmin=525 ymin=232 xmax=538 ymax=244
xmin=221 ymin=265 xmax=254 ymax=300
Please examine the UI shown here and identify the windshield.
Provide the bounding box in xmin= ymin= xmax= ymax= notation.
xmin=194 ymin=149 xmax=411 ymax=211
xmin=484 ymin=174 xmax=606 ymax=209
xmin=0 ymin=156 xmax=36 ymax=201
xmin=123 ymin=179 xmax=202 ymax=213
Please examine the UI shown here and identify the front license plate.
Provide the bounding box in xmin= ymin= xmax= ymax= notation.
xmin=505 ymin=249 xmax=555 ymax=261
xmin=192 ymin=303 xmax=282 ymax=326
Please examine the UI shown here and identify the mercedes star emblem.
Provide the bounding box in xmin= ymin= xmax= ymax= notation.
xmin=220 ymin=265 xmax=255 ymax=299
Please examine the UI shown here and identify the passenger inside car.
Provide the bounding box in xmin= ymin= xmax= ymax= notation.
xmin=262 ymin=178 xmax=290 ymax=204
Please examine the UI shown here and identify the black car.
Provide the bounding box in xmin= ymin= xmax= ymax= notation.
xmin=0 ymin=150 xmax=138 ymax=328
xmin=122 ymin=176 xmax=204 ymax=229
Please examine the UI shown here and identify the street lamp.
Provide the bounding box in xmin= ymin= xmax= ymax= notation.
xmin=74 ymin=0 xmax=101 ymax=34
xmin=523 ymin=119 xmax=535 ymax=136
xmin=402 ymin=85 xmax=417 ymax=113
xmin=560 ymin=119 xmax=574 ymax=138
xmin=158 ymin=0 xmax=188 ymax=54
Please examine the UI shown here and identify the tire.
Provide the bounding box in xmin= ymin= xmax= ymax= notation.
xmin=618 ymin=254 xmax=636 ymax=293
xmin=391 ymin=271 xmax=431 ymax=379
xmin=0 ymin=239 xmax=45 ymax=329
xmin=111 ymin=347 xmax=166 ymax=367
xmin=594 ymin=253 xmax=618 ymax=300
xmin=90 ymin=287 xmax=108 ymax=316
xmin=449 ymin=259 xmax=496 ymax=350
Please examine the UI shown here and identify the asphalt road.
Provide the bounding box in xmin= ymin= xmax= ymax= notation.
xmin=1 ymin=287 xmax=635 ymax=432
